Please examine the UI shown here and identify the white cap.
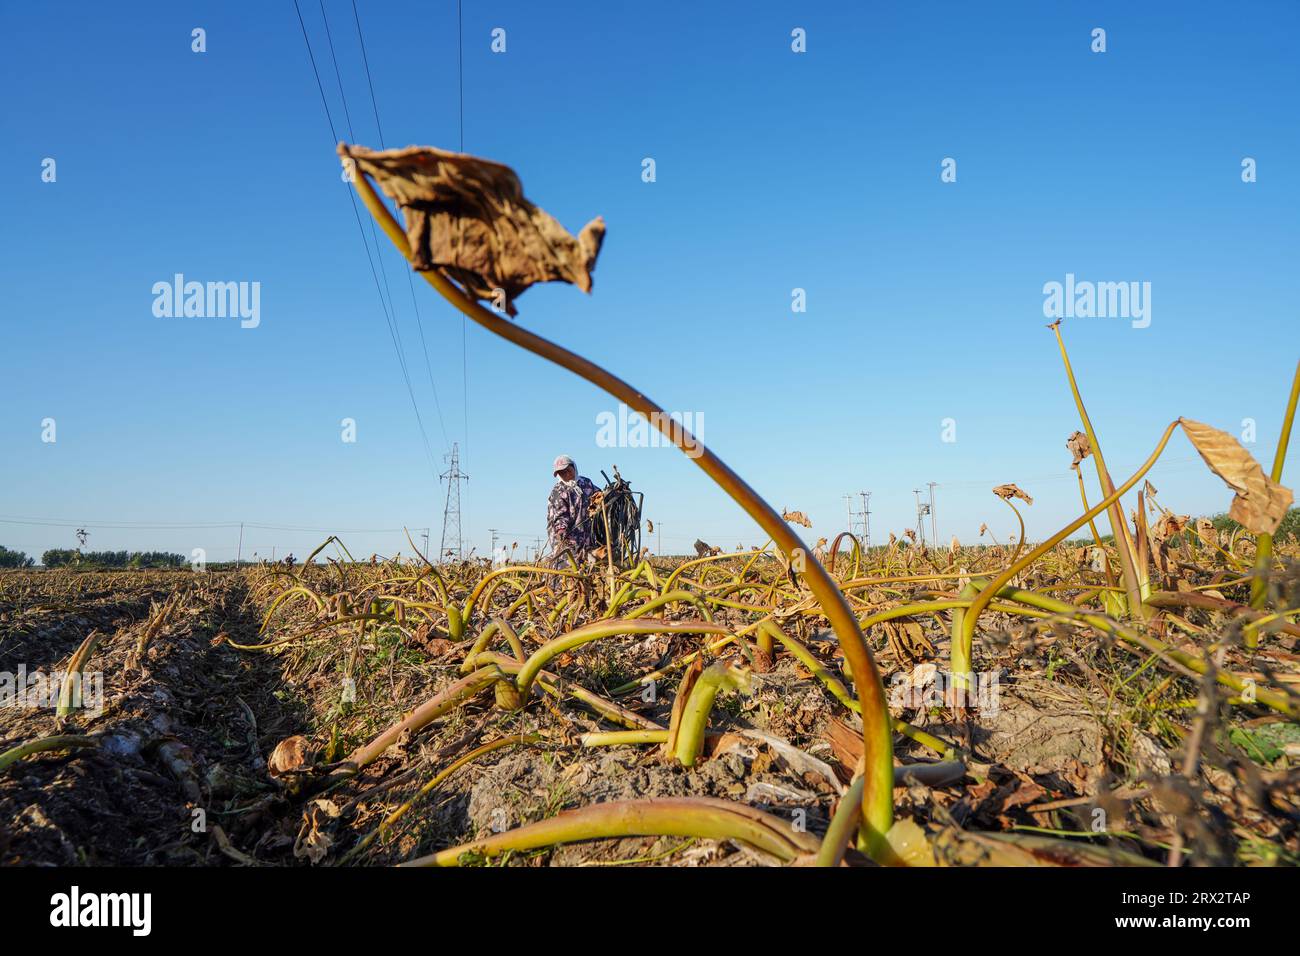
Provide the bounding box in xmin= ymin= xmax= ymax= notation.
xmin=552 ymin=454 xmax=575 ymax=474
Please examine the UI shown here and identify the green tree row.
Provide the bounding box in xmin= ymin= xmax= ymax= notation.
xmin=39 ymin=549 xmax=188 ymax=569
xmin=0 ymin=545 xmax=35 ymax=568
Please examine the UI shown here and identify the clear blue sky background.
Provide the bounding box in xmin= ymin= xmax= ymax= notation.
xmin=2 ymin=1 xmax=1297 ymax=563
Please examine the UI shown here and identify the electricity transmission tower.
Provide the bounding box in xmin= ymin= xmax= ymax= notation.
xmin=844 ymin=493 xmax=871 ymax=548
xmin=439 ymin=443 xmax=468 ymax=561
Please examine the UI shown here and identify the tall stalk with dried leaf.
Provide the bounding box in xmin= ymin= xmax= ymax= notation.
xmin=341 ymin=144 xmax=899 ymax=861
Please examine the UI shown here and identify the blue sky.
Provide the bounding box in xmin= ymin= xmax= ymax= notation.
xmin=2 ymin=1 xmax=1297 ymax=563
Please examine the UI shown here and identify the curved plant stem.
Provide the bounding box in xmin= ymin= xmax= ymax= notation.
xmin=581 ymin=729 xmax=669 ymax=747
xmin=0 ymin=734 xmax=97 ymax=773
xmin=673 ymin=660 xmax=751 ymax=766
xmin=817 ymin=772 xmax=865 ymax=867
xmin=399 ymin=796 xmax=820 ymax=866
xmin=348 ymin=165 xmax=896 ymax=860
xmin=1000 ymin=496 xmax=1027 ymax=568
xmin=513 ymin=618 xmax=728 ymax=702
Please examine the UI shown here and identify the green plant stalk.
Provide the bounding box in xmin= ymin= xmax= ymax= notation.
xmin=513 ymin=618 xmax=728 ymax=701
xmin=1073 ymin=465 xmax=1119 ymax=595
xmin=351 ymin=167 xmax=896 ymax=861
xmin=816 ymin=772 xmax=866 ymax=867
xmin=958 ymin=420 xmax=1181 ymax=666
xmin=1050 ymin=323 xmax=1149 ymax=617
xmin=0 ymin=734 xmax=97 ymax=773
xmin=1250 ymin=359 xmax=1300 ymax=611
xmin=581 ymin=729 xmax=669 ymax=747
xmin=399 ymin=796 xmax=819 ymax=867
xmin=948 ymin=580 xmax=981 ymax=693
xmin=661 ymin=549 xmax=750 ymax=594
xmin=623 ymin=589 xmax=714 ymax=621
xmin=459 ymin=617 xmax=525 ymax=674
xmin=1002 ymin=497 xmax=1027 ymax=568
xmin=673 ymin=661 xmax=752 ymax=766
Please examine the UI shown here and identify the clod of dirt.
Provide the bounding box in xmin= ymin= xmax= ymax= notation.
xmin=956 ymin=679 xmax=1105 ymax=792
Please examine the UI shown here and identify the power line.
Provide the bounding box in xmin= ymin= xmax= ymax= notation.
xmin=317 ymin=0 xmax=435 ymax=468
xmin=292 ymin=0 xmax=439 ymax=479
xmin=349 ymin=0 xmax=451 ymax=450
xmin=457 ymin=0 xmax=470 ymax=541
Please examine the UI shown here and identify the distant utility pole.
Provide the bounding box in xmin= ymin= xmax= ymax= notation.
xmin=420 ymin=531 xmax=430 ymax=561
xmin=439 ymin=442 xmax=469 ymax=561
xmin=657 ymin=522 xmax=662 ymax=554
xmin=237 ymin=522 xmax=244 ymax=567
xmin=926 ymin=482 xmax=939 ymax=547
xmin=913 ymin=489 xmax=930 ymax=547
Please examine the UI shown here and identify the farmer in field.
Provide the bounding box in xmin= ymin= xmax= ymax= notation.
xmin=547 ymin=455 xmax=600 ymax=565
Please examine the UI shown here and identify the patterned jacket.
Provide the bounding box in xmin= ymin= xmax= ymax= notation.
xmin=547 ymin=475 xmax=599 ymax=557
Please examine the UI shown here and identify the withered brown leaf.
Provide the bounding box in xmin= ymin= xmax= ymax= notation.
xmin=1151 ymin=512 xmax=1189 ymax=541
xmin=992 ymin=483 xmax=1034 ymax=505
xmin=1066 ymin=430 xmax=1092 ymax=466
xmin=340 ymin=143 xmax=605 ymax=316
xmin=782 ymin=510 xmax=813 ymax=528
xmin=1179 ymin=418 xmax=1294 ymax=534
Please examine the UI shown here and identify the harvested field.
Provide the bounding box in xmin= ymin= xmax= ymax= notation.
xmin=3 ymin=513 xmax=1298 ymax=867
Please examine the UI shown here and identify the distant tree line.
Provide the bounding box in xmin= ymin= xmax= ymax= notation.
xmin=39 ymin=549 xmax=188 ymax=569
xmin=0 ymin=545 xmax=35 ymax=568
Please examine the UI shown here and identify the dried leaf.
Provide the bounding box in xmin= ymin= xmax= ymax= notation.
xmin=782 ymin=510 xmax=813 ymax=528
xmin=1066 ymin=431 xmax=1091 ymax=465
xmin=294 ymin=799 xmax=341 ymax=864
xmin=1195 ymin=517 xmax=1217 ymax=544
xmin=1151 ymin=513 xmax=1189 ymax=541
xmin=1180 ymin=418 xmax=1294 ymax=534
xmin=340 ymin=143 xmax=605 ymax=317
xmin=992 ymin=484 xmax=1034 ymax=506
